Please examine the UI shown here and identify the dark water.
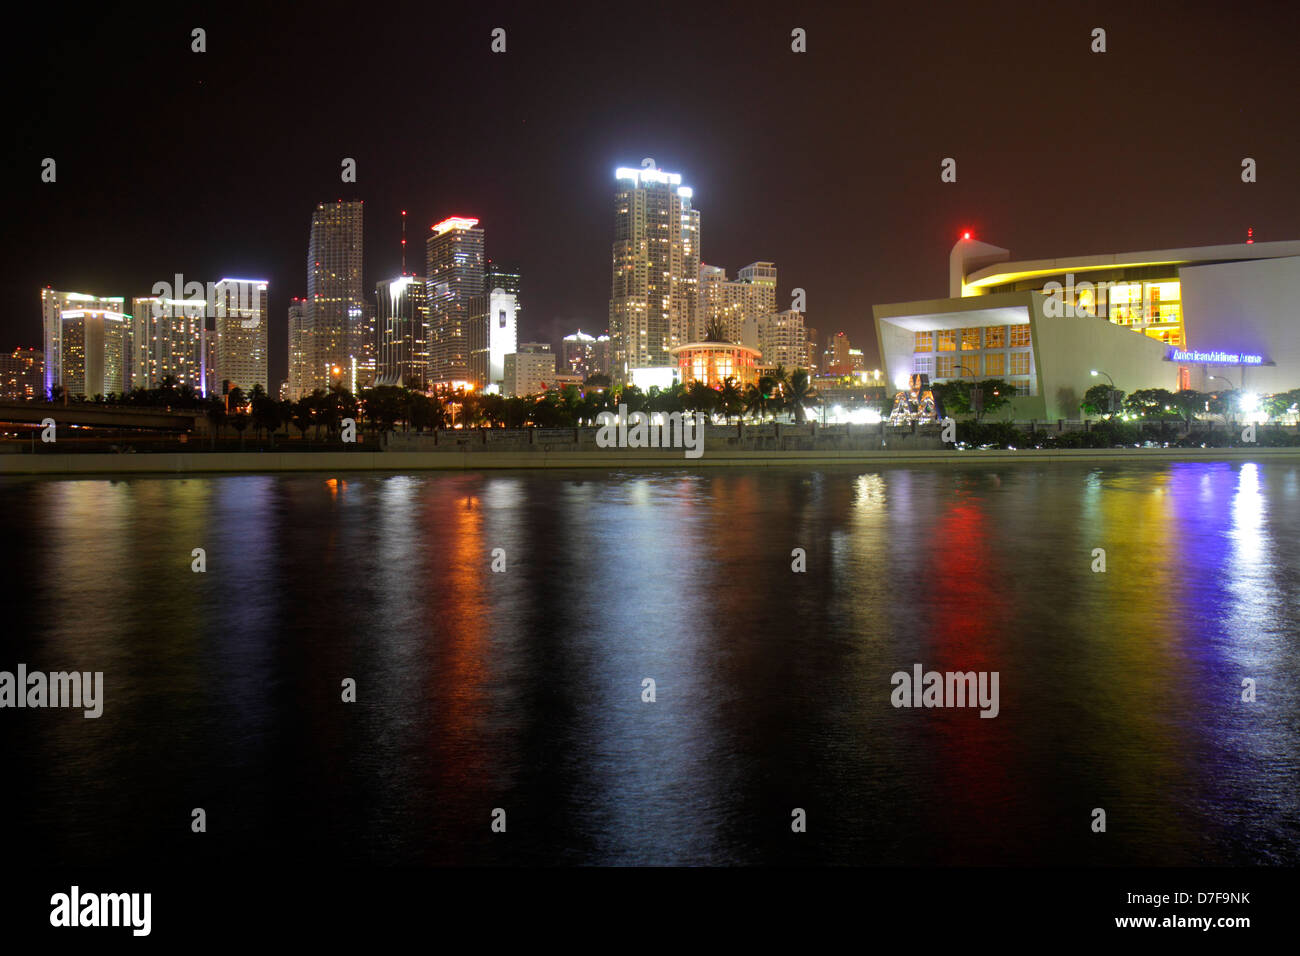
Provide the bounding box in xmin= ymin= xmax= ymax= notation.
xmin=2 ymin=462 xmax=1298 ymax=866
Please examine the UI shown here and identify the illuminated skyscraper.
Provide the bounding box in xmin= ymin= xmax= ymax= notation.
xmin=608 ymin=161 xmax=700 ymax=380
xmin=288 ymin=298 xmax=311 ymax=398
xmin=742 ymin=309 xmax=807 ymax=370
xmin=211 ymin=279 xmax=269 ymax=394
xmin=468 ymin=288 xmax=518 ymax=390
xmin=426 ymin=216 xmax=484 ymax=386
xmin=58 ymin=308 xmax=128 ymax=398
xmin=41 ymin=289 xmax=124 ymax=397
xmin=698 ymin=261 xmax=777 ymax=343
xmin=307 ymin=200 xmax=364 ymax=394
xmin=0 ymin=348 xmax=44 ymax=401
xmin=561 ymin=329 xmax=611 ymax=378
xmin=130 ymin=295 xmax=205 ymax=392
xmin=376 ymin=275 xmax=429 ymax=389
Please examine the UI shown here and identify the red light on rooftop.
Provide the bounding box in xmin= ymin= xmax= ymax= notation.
xmin=962 ymin=230 xmax=972 ymax=240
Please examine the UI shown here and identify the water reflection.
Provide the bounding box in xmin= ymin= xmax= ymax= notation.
xmin=1 ymin=463 xmax=1297 ymax=866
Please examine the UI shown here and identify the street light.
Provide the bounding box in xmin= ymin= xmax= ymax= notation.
xmin=1090 ymin=370 xmax=1120 ymax=415
xmin=1207 ymin=374 xmax=1238 ymax=429
xmin=953 ymin=364 xmax=983 ymax=419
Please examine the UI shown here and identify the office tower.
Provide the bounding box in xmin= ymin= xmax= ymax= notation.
xmin=211 ymin=279 xmax=269 ymax=394
xmin=41 ymin=290 xmax=124 ymax=397
xmin=561 ymin=329 xmax=612 ymax=378
xmin=805 ymin=326 xmax=819 ymax=374
xmin=130 ymin=295 xmax=206 ymax=392
xmin=358 ymin=300 xmax=377 ymax=389
xmin=593 ymin=334 xmax=612 ymax=376
xmin=0 ymin=348 xmax=44 ymax=401
xmin=742 ymin=309 xmax=808 ymax=370
xmin=426 ymin=216 xmax=484 ymax=386
xmin=824 ymin=331 xmax=854 ymax=375
xmin=288 ymin=298 xmax=311 ymax=398
xmin=608 ymin=161 xmax=700 ymax=380
xmin=698 ymin=261 xmax=778 ymax=344
xmin=376 ymin=275 xmax=429 ymax=389
xmin=307 ymin=200 xmax=364 ymax=394
xmin=504 ymin=343 xmax=554 ymax=397
xmin=58 ymin=307 xmax=128 ymax=397
xmin=484 ymin=260 xmax=522 ymax=297
xmin=468 ymin=287 xmax=518 ymax=391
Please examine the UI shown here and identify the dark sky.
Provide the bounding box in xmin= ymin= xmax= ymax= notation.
xmin=7 ymin=0 xmax=1300 ymax=383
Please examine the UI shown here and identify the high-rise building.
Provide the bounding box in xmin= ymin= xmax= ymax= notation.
xmin=130 ymin=295 xmax=206 ymax=392
xmin=288 ymin=298 xmax=311 ymax=398
xmin=468 ymin=288 xmax=519 ymax=391
xmin=805 ymin=326 xmax=820 ymax=374
xmin=307 ymin=200 xmax=365 ymax=394
xmin=824 ymin=331 xmax=855 ymax=375
xmin=0 ymin=348 xmax=44 ymax=401
xmin=352 ymin=300 xmax=376 ymax=390
xmin=211 ymin=279 xmax=269 ymax=395
xmin=426 ymin=216 xmax=484 ymax=387
xmin=58 ymin=307 xmax=128 ymax=398
xmin=698 ymin=262 xmax=778 ymax=343
xmin=742 ymin=309 xmax=808 ymax=370
xmin=376 ymin=276 xmax=429 ymax=390
xmin=504 ymin=343 xmax=554 ymax=398
xmin=41 ymin=290 xmax=124 ymax=397
xmin=608 ymin=161 xmax=700 ymax=380
xmin=484 ymin=260 xmax=521 ymax=298
xmin=561 ymin=329 xmax=613 ymax=378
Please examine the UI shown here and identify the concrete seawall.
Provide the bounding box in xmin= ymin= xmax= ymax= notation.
xmin=3 ymin=446 xmax=1299 ymax=476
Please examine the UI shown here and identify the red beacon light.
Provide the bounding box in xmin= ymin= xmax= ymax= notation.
xmin=962 ymin=231 xmax=972 ymax=241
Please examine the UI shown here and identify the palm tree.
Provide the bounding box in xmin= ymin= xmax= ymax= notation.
xmin=703 ymin=319 xmax=728 ymax=343
xmin=718 ymin=376 xmax=744 ymax=423
xmin=292 ymin=396 xmax=314 ymax=441
xmin=686 ymin=380 xmax=718 ymax=419
xmin=743 ymin=375 xmax=777 ymax=421
xmin=785 ymin=368 xmax=818 ymax=423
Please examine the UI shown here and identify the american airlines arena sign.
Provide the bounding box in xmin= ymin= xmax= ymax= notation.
xmin=1166 ymin=349 xmax=1268 ymax=366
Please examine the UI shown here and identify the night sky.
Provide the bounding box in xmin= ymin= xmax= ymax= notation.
xmin=7 ymin=0 xmax=1299 ymax=384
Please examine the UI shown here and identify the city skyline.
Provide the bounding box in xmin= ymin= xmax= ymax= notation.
xmin=9 ymin=3 xmax=1299 ymax=389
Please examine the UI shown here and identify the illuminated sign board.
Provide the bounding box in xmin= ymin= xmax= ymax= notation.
xmin=1166 ymin=349 xmax=1266 ymax=366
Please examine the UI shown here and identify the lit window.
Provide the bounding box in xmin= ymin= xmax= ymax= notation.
xmin=937 ymin=330 xmax=957 ymax=352
xmin=961 ymin=328 xmax=981 ymax=350
xmin=1009 ymin=325 xmax=1031 ymax=348
xmin=914 ymin=330 xmax=933 ymax=352
xmin=1009 ymin=352 xmax=1030 ymax=375
xmin=984 ymin=326 xmax=1006 ymax=348
xmin=984 ymin=352 xmax=1005 ymax=376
